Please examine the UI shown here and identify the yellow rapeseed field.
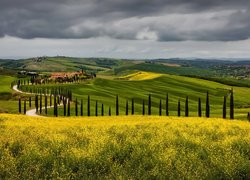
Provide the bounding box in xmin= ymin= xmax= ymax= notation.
xmin=0 ymin=114 xmax=249 ymax=179
xmin=119 ymin=71 xmax=162 ymax=80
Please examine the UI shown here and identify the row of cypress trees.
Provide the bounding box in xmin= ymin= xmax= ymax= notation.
xmin=18 ymin=91 xmax=236 ymax=119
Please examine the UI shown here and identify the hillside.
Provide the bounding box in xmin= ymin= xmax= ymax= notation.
xmin=0 ymin=114 xmax=249 ymax=179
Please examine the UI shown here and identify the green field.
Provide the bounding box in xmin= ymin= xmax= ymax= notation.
xmin=0 ymin=114 xmax=249 ymax=179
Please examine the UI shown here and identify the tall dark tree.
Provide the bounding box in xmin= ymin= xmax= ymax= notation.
xmin=131 ymin=98 xmax=134 ymax=115
xmin=206 ymin=91 xmax=210 ymax=118
xmin=230 ymin=89 xmax=234 ymax=120
xmin=109 ymin=106 xmax=111 ymax=116
xmin=18 ymin=98 xmax=21 ymax=114
xmin=247 ymin=112 xmax=250 ymax=121
xmin=159 ymin=99 xmax=162 ymax=116
xmin=148 ymin=94 xmax=151 ymax=115
xmin=126 ymin=100 xmax=128 ymax=115
xmin=39 ymin=95 xmax=42 ymax=114
xmin=178 ymin=99 xmax=181 ymax=117
xmin=142 ymin=100 xmax=145 ymax=115
xmin=116 ymin=95 xmax=119 ymax=116
xmin=67 ymin=99 xmax=70 ymax=117
xmin=75 ymin=98 xmax=78 ymax=116
xmin=63 ymin=98 xmax=66 ymax=116
xmin=101 ymin=104 xmax=104 ymax=116
xmin=95 ymin=100 xmax=98 ymax=116
xmin=87 ymin=95 xmax=90 ymax=116
xmin=185 ymin=96 xmax=189 ymax=117
xmin=35 ymin=95 xmax=38 ymax=113
xmin=198 ymin=98 xmax=202 ymax=117
xmin=29 ymin=97 xmax=31 ymax=108
xmin=80 ymin=99 xmax=83 ymax=116
xmin=45 ymin=95 xmax=48 ymax=115
xmin=24 ymin=100 xmax=26 ymax=115
xmin=166 ymin=93 xmax=169 ymax=116
xmin=223 ymin=96 xmax=227 ymax=119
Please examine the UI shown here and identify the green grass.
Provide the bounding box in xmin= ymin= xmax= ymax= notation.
xmin=0 ymin=114 xmax=249 ymax=179
xmin=26 ymin=73 xmax=250 ymax=120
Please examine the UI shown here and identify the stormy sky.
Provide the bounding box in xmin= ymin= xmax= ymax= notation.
xmin=0 ymin=0 xmax=250 ymax=59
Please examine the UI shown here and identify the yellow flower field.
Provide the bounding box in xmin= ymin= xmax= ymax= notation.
xmin=0 ymin=114 xmax=249 ymax=179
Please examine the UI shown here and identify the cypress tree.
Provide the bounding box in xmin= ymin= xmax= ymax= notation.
xmin=230 ymin=89 xmax=234 ymax=120
xmin=18 ymin=98 xmax=21 ymax=114
xmin=101 ymin=104 xmax=104 ymax=116
xmin=178 ymin=99 xmax=181 ymax=117
xmin=116 ymin=94 xmax=119 ymax=116
xmin=80 ymin=99 xmax=83 ymax=116
xmin=40 ymin=95 xmax=42 ymax=114
xmin=95 ymin=100 xmax=98 ymax=116
xmin=185 ymin=96 xmax=189 ymax=117
xmin=148 ymin=94 xmax=151 ymax=115
xmin=45 ymin=95 xmax=47 ymax=115
xmin=126 ymin=100 xmax=128 ymax=115
xmin=35 ymin=95 xmax=38 ymax=113
xmin=142 ymin=100 xmax=145 ymax=115
xmin=247 ymin=112 xmax=250 ymax=121
xmin=198 ymin=98 xmax=202 ymax=117
xmin=63 ymin=98 xmax=66 ymax=116
xmin=87 ymin=95 xmax=90 ymax=116
xmin=159 ymin=99 xmax=162 ymax=116
xmin=131 ymin=98 xmax=134 ymax=115
xmin=67 ymin=99 xmax=70 ymax=116
xmin=206 ymin=91 xmax=210 ymax=118
xmin=223 ymin=96 xmax=226 ymax=119
xmin=166 ymin=93 xmax=169 ymax=116
xmin=29 ymin=97 xmax=31 ymax=108
xmin=24 ymin=100 xmax=26 ymax=115
xmin=75 ymin=98 xmax=78 ymax=116
xmin=109 ymin=106 xmax=111 ymax=116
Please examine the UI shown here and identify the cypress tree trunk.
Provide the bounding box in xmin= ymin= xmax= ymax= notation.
xmin=126 ymin=100 xmax=128 ymax=115
xmin=40 ymin=95 xmax=42 ymax=114
xmin=24 ymin=100 xmax=26 ymax=115
xmin=198 ymin=98 xmax=202 ymax=117
xmin=142 ymin=100 xmax=145 ymax=115
xmin=18 ymin=98 xmax=21 ymax=114
xmin=29 ymin=97 xmax=31 ymax=108
xmin=67 ymin=99 xmax=70 ymax=117
xmin=159 ymin=99 xmax=162 ymax=116
xmin=63 ymin=98 xmax=66 ymax=116
xmin=166 ymin=93 xmax=169 ymax=116
xmin=95 ymin=100 xmax=98 ymax=116
xmin=101 ymin=104 xmax=104 ymax=116
xmin=230 ymin=89 xmax=234 ymax=120
xmin=185 ymin=96 xmax=189 ymax=117
xmin=131 ymin=98 xmax=134 ymax=115
xmin=178 ymin=99 xmax=181 ymax=117
xmin=109 ymin=106 xmax=111 ymax=116
xmin=148 ymin=94 xmax=151 ymax=115
xmin=75 ymin=98 xmax=78 ymax=116
xmin=87 ymin=95 xmax=90 ymax=116
xmin=206 ymin=91 xmax=210 ymax=118
xmin=55 ymin=100 xmax=58 ymax=117
xmin=116 ymin=95 xmax=119 ymax=116
xmin=223 ymin=96 xmax=226 ymax=119
xmin=45 ymin=95 xmax=47 ymax=115
xmin=35 ymin=95 xmax=38 ymax=113
xmin=247 ymin=112 xmax=250 ymax=121
xmin=80 ymin=99 xmax=83 ymax=116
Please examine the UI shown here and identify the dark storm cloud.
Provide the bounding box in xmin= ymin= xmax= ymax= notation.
xmin=0 ymin=0 xmax=250 ymax=41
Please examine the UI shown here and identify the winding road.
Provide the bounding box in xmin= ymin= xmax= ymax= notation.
xmin=13 ymin=85 xmax=62 ymax=117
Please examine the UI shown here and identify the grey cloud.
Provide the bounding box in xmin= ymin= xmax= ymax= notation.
xmin=0 ymin=0 xmax=250 ymax=41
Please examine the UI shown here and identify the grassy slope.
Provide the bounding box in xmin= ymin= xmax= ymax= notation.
xmin=36 ymin=73 xmax=250 ymax=119
xmin=0 ymin=75 xmax=17 ymax=113
xmin=0 ymin=114 xmax=249 ymax=179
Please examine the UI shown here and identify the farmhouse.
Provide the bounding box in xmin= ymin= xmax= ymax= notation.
xmin=50 ymin=71 xmax=85 ymax=79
